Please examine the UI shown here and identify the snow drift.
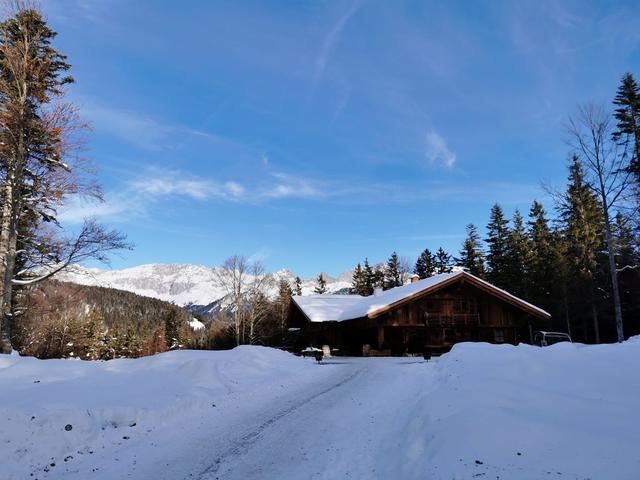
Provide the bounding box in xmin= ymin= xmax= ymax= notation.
xmin=0 ymin=340 xmax=638 ymax=479
xmin=420 ymin=340 xmax=640 ymax=479
xmin=0 ymin=347 xmax=326 ymax=479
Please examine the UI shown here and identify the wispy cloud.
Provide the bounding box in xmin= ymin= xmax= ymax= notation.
xmin=260 ymin=172 xmax=325 ymax=199
xmin=59 ymin=170 xmax=242 ymax=224
xmin=59 ymin=164 xmax=545 ymax=225
xmin=425 ymin=130 xmax=456 ymax=168
xmin=45 ymin=0 xmax=119 ymax=25
xmin=129 ymin=177 xmax=244 ymax=201
xmin=313 ymin=0 xmax=361 ymax=87
xmin=248 ymin=247 xmax=271 ymax=263
xmin=78 ymin=99 xmax=222 ymax=151
xmin=58 ymin=194 xmax=139 ymax=224
xmin=59 ymin=169 xmax=330 ymax=224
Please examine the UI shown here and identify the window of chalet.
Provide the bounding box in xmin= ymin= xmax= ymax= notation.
xmin=494 ymin=329 xmax=505 ymax=343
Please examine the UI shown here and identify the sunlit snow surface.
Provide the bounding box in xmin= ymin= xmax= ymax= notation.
xmin=1 ymin=340 xmax=638 ymax=479
xmin=188 ymin=318 xmax=205 ymax=330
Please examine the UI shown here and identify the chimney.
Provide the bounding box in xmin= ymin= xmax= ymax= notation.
xmin=410 ymin=274 xmax=420 ymax=284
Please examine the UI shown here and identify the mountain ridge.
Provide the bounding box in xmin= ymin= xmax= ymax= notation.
xmin=56 ymin=263 xmax=354 ymax=308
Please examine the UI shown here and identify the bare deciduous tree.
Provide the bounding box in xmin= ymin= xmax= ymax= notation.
xmin=244 ymin=261 xmax=273 ymax=345
xmin=214 ymin=255 xmax=273 ymax=346
xmin=214 ymin=255 xmax=248 ymax=346
xmin=567 ymin=103 xmax=635 ymax=342
xmin=398 ymin=255 xmax=412 ymax=285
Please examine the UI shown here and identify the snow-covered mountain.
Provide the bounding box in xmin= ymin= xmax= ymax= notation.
xmin=56 ymin=263 xmax=353 ymax=308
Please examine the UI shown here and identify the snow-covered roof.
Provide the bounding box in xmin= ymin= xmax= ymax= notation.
xmin=292 ymin=271 xmax=550 ymax=322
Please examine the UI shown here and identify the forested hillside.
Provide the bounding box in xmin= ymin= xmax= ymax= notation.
xmin=12 ymin=281 xmax=209 ymax=359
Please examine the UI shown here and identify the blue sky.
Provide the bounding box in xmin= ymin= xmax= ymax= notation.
xmin=46 ymin=0 xmax=640 ymax=278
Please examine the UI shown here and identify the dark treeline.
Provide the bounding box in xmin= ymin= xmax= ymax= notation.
xmin=350 ymin=74 xmax=640 ymax=344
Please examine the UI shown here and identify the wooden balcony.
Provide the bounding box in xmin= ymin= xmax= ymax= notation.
xmin=425 ymin=313 xmax=480 ymax=327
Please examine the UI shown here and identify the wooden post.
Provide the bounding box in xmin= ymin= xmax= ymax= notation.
xmin=377 ymin=326 xmax=385 ymax=349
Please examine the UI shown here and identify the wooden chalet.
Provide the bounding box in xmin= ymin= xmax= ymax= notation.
xmin=288 ymin=271 xmax=551 ymax=356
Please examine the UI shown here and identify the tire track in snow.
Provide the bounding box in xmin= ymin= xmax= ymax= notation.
xmin=197 ymin=364 xmax=365 ymax=479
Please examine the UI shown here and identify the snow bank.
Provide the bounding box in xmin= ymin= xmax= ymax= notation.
xmin=418 ymin=341 xmax=640 ymax=479
xmin=2 ymin=341 xmax=638 ymax=479
xmin=0 ymin=347 xmax=319 ymax=479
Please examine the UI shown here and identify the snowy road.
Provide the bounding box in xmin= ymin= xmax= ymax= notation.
xmin=198 ymin=358 xmax=433 ymax=480
xmin=91 ymin=358 xmax=435 ymax=480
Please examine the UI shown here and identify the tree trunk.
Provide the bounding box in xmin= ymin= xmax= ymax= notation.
xmin=0 ymin=174 xmax=18 ymax=353
xmin=603 ymin=218 xmax=625 ymax=342
xmin=606 ymin=228 xmax=624 ymax=342
xmin=591 ymin=298 xmax=600 ymax=344
xmin=562 ymin=284 xmax=572 ymax=338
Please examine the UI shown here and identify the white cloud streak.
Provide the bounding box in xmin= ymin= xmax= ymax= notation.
xmin=59 ymin=166 xmax=544 ymax=226
xmin=78 ymin=99 xmax=222 ymax=151
xmin=260 ymin=172 xmax=324 ymax=199
xmin=313 ymin=0 xmax=360 ymax=87
xmin=59 ymin=169 xmax=329 ymax=224
xmin=425 ymin=130 xmax=456 ymax=168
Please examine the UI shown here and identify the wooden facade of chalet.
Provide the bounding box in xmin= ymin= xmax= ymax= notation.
xmin=289 ymin=272 xmax=550 ymax=356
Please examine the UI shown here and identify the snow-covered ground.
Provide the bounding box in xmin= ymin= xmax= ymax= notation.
xmin=1 ymin=341 xmax=638 ymax=479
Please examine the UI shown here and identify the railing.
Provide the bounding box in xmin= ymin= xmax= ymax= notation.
xmin=426 ymin=313 xmax=480 ymax=327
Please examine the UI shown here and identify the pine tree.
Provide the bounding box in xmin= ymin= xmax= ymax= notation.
xmin=0 ymin=6 xmax=127 ymax=353
xmin=457 ymin=224 xmax=485 ymax=276
xmin=414 ymin=248 xmax=436 ymax=279
xmin=164 ymin=307 xmax=182 ymax=350
xmin=0 ymin=7 xmax=72 ymax=352
xmin=505 ymin=209 xmax=533 ymax=297
xmin=613 ymin=212 xmax=640 ymax=335
xmin=434 ymin=247 xmax=453 ymax=274
xmin=293 ymin=276 xmax=303 ymax=296
xmin=314 ymin=273 xmax=327 ymax=294
xmin=373 ymin=266 xmax=385 ymax=290
xmin=362 ymin=258 xmax=375 ymax=296
xmin=561 ymin=158 xmax=604 ymax=278
xmin=560 ymin=157 xmax=605 ymax=343
xmin=83 ymin=311 xmax=106 ymax=360
xmin=527 ymin=201 xmax=560 ymax=312
xmin=106 ymin=322 xmax=125 ymax=359
xmin=384 ymin=252 xmax=402 ymax=289
xmin=277 ymin=277 xmax=293 ymax=301
xmin=485 ymin=203 xmax=511 ymax=288
xmin=612 ymin=72 xmax=640 ymax=180
xmin=275 ymin=278 xmax=293 ymax=338
xmin=122 ymin=321 xmax=141 ymax=358
xmin=350 ymin=263 xmax=365 ymax=295
xmin=613 ymin=212 xmax=638 ymax=271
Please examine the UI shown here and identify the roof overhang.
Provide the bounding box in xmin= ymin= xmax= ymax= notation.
xmin=367 ymin=271 xmax=551 ymax=320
